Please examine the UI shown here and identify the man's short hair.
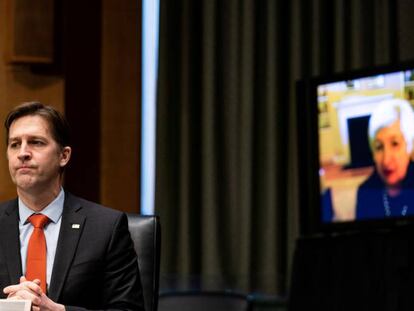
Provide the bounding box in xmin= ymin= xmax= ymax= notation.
xmin=368 ymin=98 xmax=414 ymax=153
xmin=4 ymin=102 xmax=70 ymax=148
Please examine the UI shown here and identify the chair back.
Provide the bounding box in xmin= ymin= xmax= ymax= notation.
xmin=127 ymin=214 xmax=161 ymax=311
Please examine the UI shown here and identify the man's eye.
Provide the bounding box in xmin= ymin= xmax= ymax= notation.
xmin=9 ymin=142 xmax=20 ymax=149
xmin=30 ymin=140 xmax=44 ymax=146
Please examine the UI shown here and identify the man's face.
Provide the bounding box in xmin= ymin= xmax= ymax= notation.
xmin=373 ymin=120 xmax=411 ymax=188
xmin=7 ymin=115 xmax=71 ymax=194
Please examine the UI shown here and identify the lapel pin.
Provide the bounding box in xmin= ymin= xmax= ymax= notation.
xmin=72 ymin=224 xmax=80 ymax=229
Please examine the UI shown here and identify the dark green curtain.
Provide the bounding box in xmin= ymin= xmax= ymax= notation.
xmin=155 ymin=0 xmax=404 ymax=296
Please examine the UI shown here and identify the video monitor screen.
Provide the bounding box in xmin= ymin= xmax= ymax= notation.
xmin=318 ymin=68 xmax=414 ymax=224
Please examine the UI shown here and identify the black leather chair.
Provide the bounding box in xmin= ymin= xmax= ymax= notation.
xmin=158 ymin=291 xmax=252 ymax=311
xmin=126 ymin=214 xmax=161 ymax=311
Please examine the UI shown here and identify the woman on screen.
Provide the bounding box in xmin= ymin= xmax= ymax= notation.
xmin=356 ymin=98 xmax=414 ymax=219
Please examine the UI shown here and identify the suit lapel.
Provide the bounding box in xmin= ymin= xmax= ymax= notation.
xmin=48 ymin=194 xmax=85 ymax=301
xmin=0 ymin=200 xmax=22 ymax=285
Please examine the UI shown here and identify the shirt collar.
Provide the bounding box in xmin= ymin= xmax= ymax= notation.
xmin=18 ymin=188 xmax=65 ymax=225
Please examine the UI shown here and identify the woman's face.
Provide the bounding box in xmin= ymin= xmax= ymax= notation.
xmin=373 ymin=120 xmax=410 ymax=188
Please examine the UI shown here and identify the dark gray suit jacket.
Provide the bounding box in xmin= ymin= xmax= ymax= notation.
xmin=0 ymin=192 xmax=144 ymax=311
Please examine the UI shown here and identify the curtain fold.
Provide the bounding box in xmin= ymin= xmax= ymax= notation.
xmin=156 ymin=0 xmax=400 ymax=295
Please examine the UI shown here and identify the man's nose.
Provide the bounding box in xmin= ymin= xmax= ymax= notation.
xmin=17 ymin=143 xmax=31 ymax=161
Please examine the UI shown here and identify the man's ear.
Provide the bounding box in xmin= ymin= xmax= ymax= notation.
xmin=60 ymin=146 xmax=72 ymax=168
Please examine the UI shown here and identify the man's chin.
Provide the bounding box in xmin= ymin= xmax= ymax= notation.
xmin=14 ymin=178 xmax=36 ymax=191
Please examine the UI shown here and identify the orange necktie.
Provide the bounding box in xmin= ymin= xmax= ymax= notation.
xmin=26 ymin=214 xmax=50 ymax=293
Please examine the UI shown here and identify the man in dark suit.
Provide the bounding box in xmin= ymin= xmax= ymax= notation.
xmin=0 ymin=102 xmax=144 ymax=311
